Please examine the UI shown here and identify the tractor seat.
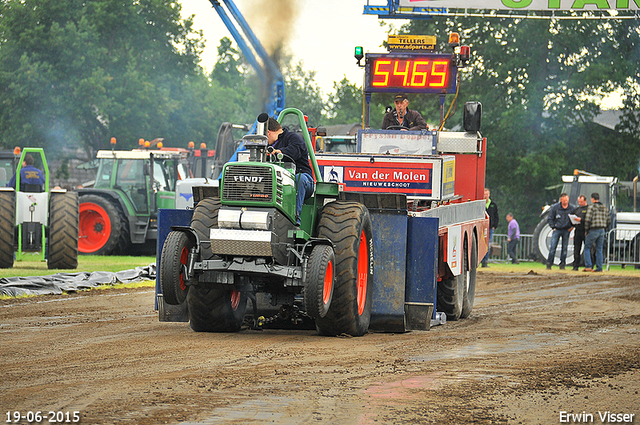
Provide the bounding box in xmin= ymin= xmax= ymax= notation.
xmin=21 ymin=183 xmax=44 ymax=193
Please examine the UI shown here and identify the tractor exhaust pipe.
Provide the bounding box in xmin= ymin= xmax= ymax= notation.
xmin=256 ymin=112 xmax=269 ymax=136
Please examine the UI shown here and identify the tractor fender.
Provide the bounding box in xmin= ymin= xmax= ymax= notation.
xmin=169 ymin=225 xmax=201 ymax=255
xmin=77 ymin=188 xmax=141 ymax=244
xmin=539 ymin=205 xmax=551 ymax=218
xmin=77 ymin=188 xmax=134 ymax=217
xmin=301 ymin=237 xmax=334 ymax=256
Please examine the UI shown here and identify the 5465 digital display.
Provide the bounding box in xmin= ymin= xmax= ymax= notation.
xmin=365 ymin=53 xmax=457 ymax=94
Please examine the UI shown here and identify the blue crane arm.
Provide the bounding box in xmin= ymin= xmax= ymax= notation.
xmin=208 ymin=0 xmax=285 ymax=116
xmin=207 ymin=0 xmax=286 ymax=171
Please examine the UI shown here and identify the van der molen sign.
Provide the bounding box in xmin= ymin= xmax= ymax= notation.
xmin=400 ymin=0 xmax=639 ymax=10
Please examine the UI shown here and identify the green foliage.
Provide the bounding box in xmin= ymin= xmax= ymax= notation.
xmin=325 ymin=78 xmax=363 ymax=125
xmin=54 ymin=158 xmax=69 ymax=180
xmin=0 ymin=0 xmax=214 ymax=156
xmin=283 ymin=61 xmax=324 ymax=126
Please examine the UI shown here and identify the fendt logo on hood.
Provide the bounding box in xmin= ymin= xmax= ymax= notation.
xmin=233 ymin=175 xmax=264 ymax=183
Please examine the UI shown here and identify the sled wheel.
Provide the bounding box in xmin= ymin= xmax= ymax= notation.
xmin=0 ymin=191 xmax=16 ymax=268
xmin=315 ymin=201 xmax=373 ymax=337
xmin=188 ymin=197 xmax=247 ymax=332
xmin=78 ymin=195 xmax=128 ymax=255
xmin=48 ymin=192 xmax=79 ymax=269
xmin=304 ymin=244 xmax=335 ymax=319
xmin=438 ymin=234 xmax=468 ymax=321
xmin=461 ymin=232 xmax=477 ymax=319
xmin=160 ymin=231 xmax=193 ymax=305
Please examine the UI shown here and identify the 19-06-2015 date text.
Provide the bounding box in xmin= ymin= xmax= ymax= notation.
xmin=5 ymin=411 xmax=80 ymax=423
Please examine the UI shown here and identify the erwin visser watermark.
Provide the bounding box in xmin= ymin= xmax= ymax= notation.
xmin=559 ymin=411 xmax=635 ymax=423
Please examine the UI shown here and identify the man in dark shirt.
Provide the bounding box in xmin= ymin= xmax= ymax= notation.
xmin=381 ymin=93 xmax=428 ymax=131
xmin=572 ymin=195 xmax=589 ymax=270
xmin=266 ymin=117 xmax=313 ymax=225
xmin=546 ymin=193 xmax=575 ymax=270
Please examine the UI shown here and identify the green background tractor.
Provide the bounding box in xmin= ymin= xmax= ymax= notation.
xmin=77 ymin=149 xmax=191 ymax=255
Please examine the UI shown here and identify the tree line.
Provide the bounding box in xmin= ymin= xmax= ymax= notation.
xmin=1 ymin=0 xmax=638 ymax=232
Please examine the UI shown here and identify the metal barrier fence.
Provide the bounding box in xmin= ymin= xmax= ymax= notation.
xmin=486 ymin=228 xmax=640 ymax=267
xmin=606 ymin=227 xmax=640 ymax=270
xmin=488 ymin=233 xmax=536 ymax=263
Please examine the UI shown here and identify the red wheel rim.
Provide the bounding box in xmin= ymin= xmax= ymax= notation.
xmin=323 ymin=259 xmax=333 ymax=305
xmin=78 ymin=202 xmax=112 ymax=253
xmin=179 ymin=246 xmax=189 ymax=291
xmin=230 ymin=290 xmax=241 ymax=311
xmin=356 ymin=230 xmax=368 ymax=315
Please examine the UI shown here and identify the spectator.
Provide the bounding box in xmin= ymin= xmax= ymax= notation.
xmin=583 ymin=192 xmax=610 ymax=273
xmin=482 ymin=188 xmax=499 ymax=267
xmin=506 ymin=213 xmax=520 ymax=264
xmin=7 ymin=153 xmax=45 ymax=192
xmin=381 ymin=93 xmax=428 ymax=131
xmin=572 ymin=195 xmax=589 ymax=271
xmin=546 ymin=193 xmax=575 ymax=270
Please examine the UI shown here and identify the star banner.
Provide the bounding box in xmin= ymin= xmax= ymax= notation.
xmin=399 ymin=0 xmax=639 ymax=10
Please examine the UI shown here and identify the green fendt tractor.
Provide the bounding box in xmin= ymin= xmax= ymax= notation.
xmin=160 ymin=109 xmax=374 ymax=336
xmin=0 ymin=148 xmax=78 ymax=269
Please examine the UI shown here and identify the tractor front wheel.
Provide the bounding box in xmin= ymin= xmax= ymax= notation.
xmin=160 ymin=231 xmax=193 ymax=305
xmin=78 ymin=195 xmax=127 ymax=255
xmin=304 ymin=244 xmax=335 ymax=319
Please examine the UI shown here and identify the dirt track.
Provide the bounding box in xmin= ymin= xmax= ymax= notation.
xmin=1 ymin=269 xmax=639 ymax=424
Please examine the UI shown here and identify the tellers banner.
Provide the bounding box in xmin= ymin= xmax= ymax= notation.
xmin=399 ymin=0 xmax=639 ymax=10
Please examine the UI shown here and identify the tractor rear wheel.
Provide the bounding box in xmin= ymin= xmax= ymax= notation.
xmin=160 ymin=231 xmax=193 ymax=305
xmin=304 ymin=244 xmax=335 ymax=319
xmin=188 ymin=197 xmax=247 ymax=332
xmin=78 ymin=195 xmax=128 ymax=255
xmin=0 ymin=191 xmax=15 ymax=268
xmin=48 ymin=192 xmax=79 ymax=269
xmin=315 ymin=201 xmax=373 ymax=337
xmin=461 ymin=232 xmax=477 ymax=319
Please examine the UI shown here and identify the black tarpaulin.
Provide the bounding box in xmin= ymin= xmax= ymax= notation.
xmin=0 ymin=264 xmax=156 ymax=297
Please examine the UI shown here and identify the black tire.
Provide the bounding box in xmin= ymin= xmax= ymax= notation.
xmin=304 ymin=244 xmax=335 ymax=319
xmin=48 ymin=192 xmax=79 ymax=269
xmin=315 ymin=201 xmax=374 ymax=337
xmin=461 ymin=232 xmax=477 ymax=319
xmin=160 ymin=231 xmax=192 ymax=305
xmin=78 ymin=194 xmax=129 ymax=255
xmin=0 ymin=191 xmax=15 ymax=268
xmin=188 ymin=197 xmax=247 ymax=332
xmin=438 ymin=234 xmax=468 ymax=321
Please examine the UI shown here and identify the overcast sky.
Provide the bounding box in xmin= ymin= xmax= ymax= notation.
xmin=179 ymin=0 xmax=409 ymax=95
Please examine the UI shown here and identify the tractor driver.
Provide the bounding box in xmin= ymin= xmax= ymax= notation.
xmin=266 ymin=117 xmax=314 ymax=226
xmin=381 ymin=93 xmax=428 ymax=131
xmin=7 ymin=153 xmax=45 ymax=192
